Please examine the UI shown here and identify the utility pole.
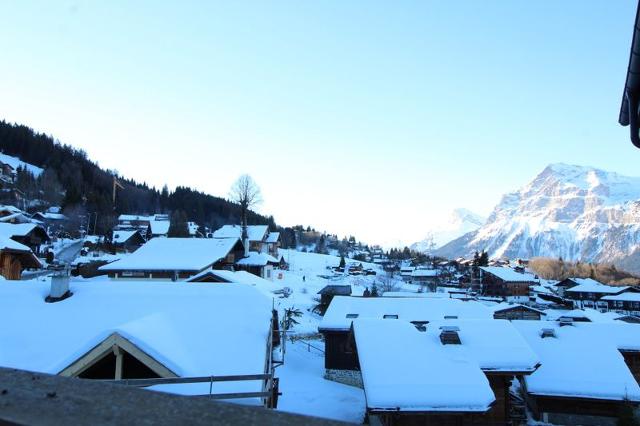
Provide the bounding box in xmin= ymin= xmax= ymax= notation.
xmin=112 ymin=176 xmax=124 ymax=210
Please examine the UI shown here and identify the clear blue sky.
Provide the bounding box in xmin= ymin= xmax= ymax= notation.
xmin=0 ymin=1 xmax=637 ymax=245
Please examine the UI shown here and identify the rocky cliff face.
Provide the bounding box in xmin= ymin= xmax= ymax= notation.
xmin=435 ymin=164 xmax=640 ymax=272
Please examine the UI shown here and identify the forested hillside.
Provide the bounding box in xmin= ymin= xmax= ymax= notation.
xmin=0 ymin=120 xmax=291 ymax=241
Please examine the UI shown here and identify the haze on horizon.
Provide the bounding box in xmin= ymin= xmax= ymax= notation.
xmin=0 ymin=1 xmax=637 ymax=246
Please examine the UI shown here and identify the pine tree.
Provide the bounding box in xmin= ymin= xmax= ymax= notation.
xmin=339 ymin=255 xmax=346 ymax=268
xmin=168 ymin=210 xmax=189 ymax=237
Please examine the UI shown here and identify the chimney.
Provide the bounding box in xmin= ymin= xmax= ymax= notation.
xmin=540 ymin=328 xmax=556 ymax=338
xmin=241 ymin=224 xmax=249 ymax=258
xmin=46 ymin=267 xmax=72 ymax=303
xmin=439 ymin=325 xmax=461 ymax=345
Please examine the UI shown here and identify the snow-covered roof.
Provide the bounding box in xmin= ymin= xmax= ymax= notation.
xmin=488 ymin=302 xmax=547 ymax=315
xmin=0 ymin=222 xmax=43 ymax=238
xmin=112 ymin=230 xmax=141 ymax=244
xmin=212 ymin=225 xmax=269 ymax=242
xmin=353 ymin=319 xmax=495 ymax=413
xmin=602 ymin=292 xmax=640 ymax=302
xmin=513 ymin=321 xmax=640 ymax=402
xmin=34 ymin=212 xmax=68 ymax=221
xmin=425 ymin=319 xmax=539 ymax=373
xmin=99 ymin=238 xmax=240 ymax=272
xmin=0 ymin=280 xmax=272 ymax=396
xmin=236 ymin=251 xmax=279 ymax=266
xmin=150 ymin=220 xmax=170 ymax=236
xmin=565 ymin=280 xmax=628 ymax=295
xmin=0 ymin=235 xmax=34 ymax=252
xmin=411 ymin=269 xmax=438 ymax=277
xmin=319 ymin=296 xmax=492 ymax=331
xmin=0 ymin=212 xmax=32 ymax=223
xmin=264 ymin=232 xmax=280 ymax=244
xmin=480 ymin=267 xmax=538 ymax=283
xmin=0 ymin=153 xmax=43 ymax=176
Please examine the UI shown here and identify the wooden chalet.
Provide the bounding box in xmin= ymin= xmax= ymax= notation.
xmin=561 ymin=278 xmax=630 ymax=309
xmin=352 ymin=319 xmax=539 ymax=426
xmin=0 ymin=237 xmax=41 ymax=280
xmin=0 ymin=280 xmax=279 ymax=407
xmin=491 ymin=303 xmax=546 ymax=321
xmin=316 ymin=285 xmax=352 ymax=315
xmin=318 ymin=297 xmax=492 ymax=387
xmin=600 ymin=289 xmax=640 ymax=315
xmin=99 ymin=237 xmax=244 ymax=280
xmin=212 ymin=225 xmax=280 ymax=257
xmin=479 ymin=267 xmax=538 ymax=303
xmin=514 ymin=321 xmax=640 ymax=424
xmin=0 ymin=222 xmax=49 ymax=255
xmin=111 ymin=230 xmax=145 ymax=253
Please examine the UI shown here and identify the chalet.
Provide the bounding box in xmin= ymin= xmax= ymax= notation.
xmin=410 ymin=268 xmax=439 ymax=286
xmin=479 ymin=266 xmax=538 ymax=303
xmin=0 ymin=279 xmax=278 ymax=407
xmin=0 ymin=205 xmax=32 ymax=224
xmin=318 ymin=296 xmax=491 ymax=386
xmin=601 ymin=290 xmax=640 ymax=315
xmin=562 ymin=278 xmax=629 ymax=309
xmin=213 ymin=225 xmax=280 ymax=257
xmin=235 ymin=251 xmax=280 ymax=279
xmin=399 ymin=266 xmax=415 ymax=282
xmin=32 ymin=207 xmax=69 ymax=233
xmin=352 ymin=318 xmax=540 ymax=425
xmin=186 ymin=268 xmax=273 ymax=286
xmin=0 ymin=236 xmax=41 ymax=279
xmin=514 ymin=321 xmax=640 ymax=424
xmin=111 ymin=230 xmax=145 ymax=253
xmin=316 ymin=285 xmax=352 ymax=315
xmin=99 ymin=238 xmax=244 ymax=280
xmin=115 ymin=214 xmax=170 ymax=239
xmin=490 ymin=303 xmax=547 ymax=321
xmin=0 ymin=222 xmax=50 ymax=255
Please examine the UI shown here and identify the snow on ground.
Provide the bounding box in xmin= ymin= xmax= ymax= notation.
xmin=0 ymin=152 xmax=43 ymax=176
xmin=273 ymin=249 xmax=386 ymax=335
xmin=276 ymin=339 xmax=365 ymax=423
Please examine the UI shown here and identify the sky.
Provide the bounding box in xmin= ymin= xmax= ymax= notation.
xmin=0 ymin=1 xmax=637 ymax=246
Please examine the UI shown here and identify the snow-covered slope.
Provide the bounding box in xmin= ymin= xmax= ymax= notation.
xmin=436 ymin=164 xmax=640 ymax=272
xmin=411 ymin=208 xmax=486 ymax=253
xmin=0 ymin=153 xmax=43 ymax=176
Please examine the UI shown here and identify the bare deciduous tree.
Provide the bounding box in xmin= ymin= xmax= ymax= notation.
xmin=229 ymin=174 xmax=262 ymax=230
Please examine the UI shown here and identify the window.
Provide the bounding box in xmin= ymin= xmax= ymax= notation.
xmin=383 ymin=314 xmax=398 ymax=319
xmin=346 ymin=314 xmax=359 ymax=319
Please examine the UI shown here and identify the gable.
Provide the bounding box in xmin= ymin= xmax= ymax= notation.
xmin=59 ymin=332 xmax=177 ymax=380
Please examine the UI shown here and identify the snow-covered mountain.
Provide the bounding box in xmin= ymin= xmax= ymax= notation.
xmin=411 ymin=208 xmax=486 ymax=253
xmin=436 ymin=164 xmax=640 ymax=273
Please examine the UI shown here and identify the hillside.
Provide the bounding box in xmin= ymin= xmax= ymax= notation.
xmin=0 ymin=120 xmax=281 ymax=237
xmin=436 ymin=163 xmax=640 ymax=272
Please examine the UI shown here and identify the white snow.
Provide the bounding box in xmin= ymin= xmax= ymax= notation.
xmin=0 ymin=152 xmax=43 ymax=176
xmin=353 ymin=319 xmax=495 ymax=412
xmin=424 ymin=319 xmax=540 ymax=373
xmin=480 ymin=266 xmax=538 ymax=283
xmin=236 ymin=251 xmax=279 ymax=266
xmin=99 ymin=237 xmax=239 ymax=272
xmin=513 ymin=321 xmax=640 ymax=402
xmin=0 ymin=279 xmax=273 ymax=398
xmin=276 ymin=340 xmax=365 ymax=422
xmin=320 ymin=296 xmax=491 ymax=331
xmin=213 ymin=224 xmax=269 ymax=241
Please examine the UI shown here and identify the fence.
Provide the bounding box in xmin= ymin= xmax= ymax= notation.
xmin=105 ymin=373 xmax=277 ymax=406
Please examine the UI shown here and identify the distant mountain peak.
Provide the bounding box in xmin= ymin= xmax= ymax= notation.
xmin=410 ymin=208 xmax=486 ymax=253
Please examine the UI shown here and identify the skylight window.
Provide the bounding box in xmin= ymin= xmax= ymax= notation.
xmin=346 ymin=314 xmax=359 ymax=319
xmin=383 ymin=314 xmax=398 ymax=319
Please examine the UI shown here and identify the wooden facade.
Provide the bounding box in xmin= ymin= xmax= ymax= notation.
xmin=493 ymin=306 xmax=544 ymax=321
xmin=0 ymin=249 xmax=40 ymax=280
xmin=321 ymin=330 xmax=359 ymax=371
xmin=11 ymin=226 xmax=49 ymax=255
xmin=481 ymin=273 xmax=535 ymax=301
xmin=621 ymin=350 xmax=640 ymax=385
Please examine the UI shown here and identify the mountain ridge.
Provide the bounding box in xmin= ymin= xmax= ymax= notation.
xmin=435 ymin=163 xmax=640 ymax=272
